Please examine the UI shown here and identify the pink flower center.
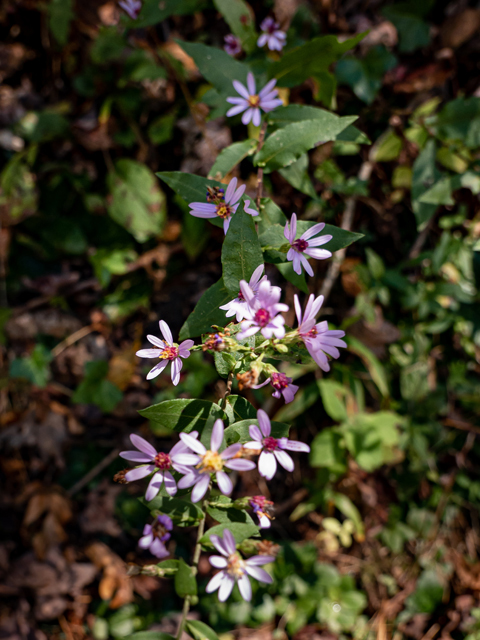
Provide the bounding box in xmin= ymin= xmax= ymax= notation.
xmin=237 ymin=290 xmax=245 ymax=301
xmin=248 ymin=95 xmax=260 ymax=108
xmin=250 ymin=495 xmax=273 ymax=510
xmin=271 ymin=372 xmax=290 ymax=391
xmin=254 ymin=308 xmax=270 ymax=327
xmin=293 ymin=238 xmax=308 ymax=252
xmin=263 ymin=436 xmax=279 ymax=452
xmin=267 ymin=23 xmax=277 ymax=34
xmin=154 ymin=452 xmax=171 ymax=470
xmin=307 ymin=327 xmax=318 ymax=338
xmin=160 ymin=345 xmax=179 ymax=360
xmin=216 ymin=204 xmax=233 ymax=219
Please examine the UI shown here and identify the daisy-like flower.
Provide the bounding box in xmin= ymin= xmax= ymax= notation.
xmin=236 ymin=279 xmax=288 ymax=340
xmin=175 ymin=419 xmax=256 ymax=503
xmin=219 ymin=264 xmax=270 ymax=322
xmin=188 ymin=178 xmax=251 ymax=235
xmin=244 ymin=409 xmax=310 ymax=480
xmin=119 ymin=0 xmax=142 ymax=19
xmin=249 ymin=496 xmax=274 ymax=529
xmin=206 ymin=529 xmax=274 ymax=602
xmin=119 ymin=432 xmax=198 ymax=501
xmin=257 ymin=17 xmax=286 ymax=51
xmin=138 ymin=515 xmax=172 ymax=558
xmin=226 ymin=72 xmax=283 ymax=126
xmin=136 ymin=320 xmax=193 ymax=386
xmin=224 ymin=34 xmax=242 ymax=56
xmin=284 ymin=213 xmax=333 ymax=277
xmin=253 ymin=371 xmax=299 ymax=404
xmin=294 ymin=293 xmax=346 ymax=372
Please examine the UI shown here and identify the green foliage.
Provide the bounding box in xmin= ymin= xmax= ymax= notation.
xmin=213 ymin=0 xmax=257 ymax=54
xmin=208 ymin=140 xmax=257 ymax=180
xmin=221 ymin=207 xmax=263 ymax=295
xmin=72 ymin=361 xmax=122 ymax=413
xmin=201 ymin=523 xmax=259 ymax=546
xmin=186 ymin=620 xmax=220 ymax=640
xmin=175 ymin=559 xmax=198 ymax=597
xmin=179 ymin=279 xmax=232 ymax=340
xmin=336 ymin=46 xmax=397 ymax=104
xmin=10 ymin=344 xmax=52 ymax=388
xmin=139 ymin=399 xmax=226 ymax=436
xmin=107 ymin=160 xmax=166 ymax=242
xmin=47 ymin=0 xmax=74 ymax=46
xmin=382 ymin=3 xmax=431 ymax=53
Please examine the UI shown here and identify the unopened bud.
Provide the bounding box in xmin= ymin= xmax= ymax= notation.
xmin=113 ymin=469 xmax=130 ymax=484
xmin=273 ymin=343 xmax=288 ymax=353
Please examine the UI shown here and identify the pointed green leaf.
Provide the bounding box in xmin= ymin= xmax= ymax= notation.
xmin=175 ymin=559 xmax=197 ymax=598
xmin=411 ymin=139 xmax=443 ymax=230
xmin=222 ymin=206 xmax=263 ymax=295
xmin=201 ymin=522 xmax=260 ymax=546
xmin=139 ymin=399 xmax=225 ymax=434
xmin=208 ymin=140 xmax=258 ymax=180
xmin=179 ymin=278 xmax=232 ymax=340
xmin=223 ymin=395 xmax=257 ymax=424
xmin=186 ymin=621 xmax=220 ymax=640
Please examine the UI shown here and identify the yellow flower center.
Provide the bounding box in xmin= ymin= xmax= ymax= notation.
xmin=227 ymin=553 xmax=246 ymax=578
xmin=215 ymin=204 xmax=232 ymax=219
xmin=160 ymin=345 xmax=179 ymax=360
xmin=248 ymin=95 xmax=260 ymax=108
xmin=197 ymin=450 xmax=224 ymax=473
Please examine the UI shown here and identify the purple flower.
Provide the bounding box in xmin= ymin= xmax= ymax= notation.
xmin=119 ymin=0 xmax=142 ymax=19
xmin=226 ymin=72 xmax=283 ymax=127
xmin=136 ymin=320 xmax=194 ymax=386
xmin=224 ymin=34 xmax=242 ymax=56
xmin=206 ymin=529 xmax=274 ymax=601
xmin=249 ymin=496 xmax=274 ymax=529
xmin=257 ymin=17 xmax=286 ymax=51
xmin=244 ymin=410 xmax=310 ymax=480
xmin=175 ymin=419 xmax=256 ymax=503
xmin=138 ymin=515 xmax=172 ymax=558
xmin=284 ymin=213 xmax=332 ymax=277
xmin=188 ymin=178 xmax=249 ymax=235
xmin=236 ymin=279 xmax=288 ymax=340
xmin=119 ymin=432 xmax=197 ymax=501
xmin=294 ymin=293 xmax=346 ymax=372
xmin=219 ymin=264 xmax=269 ymax=322
xmin=253 ymin=372 xmax=299 ymax=403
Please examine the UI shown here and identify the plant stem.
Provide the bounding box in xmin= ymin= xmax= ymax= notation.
xmin=220 ymin=371 xmax=234 ymax=410
xmin=255 ymin=120 xmax=268 ymax=209
xmin=175 ymin=506 xmax=207 ymax=640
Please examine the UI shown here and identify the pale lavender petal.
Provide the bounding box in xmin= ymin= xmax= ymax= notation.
xmin=172 ymin=453 xmax=201 ymax=466
xmin=225 ymin=459 xmax=256 ymax=471
xmin=206 ymin=571 xmax=226 ymax=593
xmin=294 ymin=294 xmax=303 ymax=326
xmin=216 ymin=471 xmax=233 ymax=496
xmin=177 ymin=472 xmax=199 ymax=489
xmin=178 ymin=339 xmax=194 ymax=351
xmin=258 ymin=78 xmax=277 ymax=98
xmin=249 ymin=425 xmax=263 ymax=442
xmin=306 ymin=235 xmax=333 ymax=247
xmin=246 ymin=555 xmax=275 ymax=565
xmin=150 ymin=539 xmax=169 ymax=558
xmin=171 ymin=358 xmax=182 ymax=386
xmin=279 ymin=438 xmax=310 ymax=452
xmin=189 ymin=202 xmax=217 ymax=212
xmin=257 ymin=33 xmax=268 ymax=47
xmin=218 ymin=575 xmax=235 ymax=601
xmin=301 ymin=222 xmax=326 ymax=240
xmin=136 ymin=348 xmax=162 ymax=358
xmin=163 ymin=470 xmax=177 ymax=496
xmin=227 ymin=104 xmax=248 ymax=117
xmin=210 ymin=534 xmax=229 ymax=556
xmin=130 ymin=434 xmax=157 ymax=457
xmin=274 ymin=449 xmax=294 ymax=472
xmin=146 ymin=360 xmax=168 ymax=380
xmin=179 ymin=433 xmax=207 ymax=455
xmin=251 ymin=378 xmax=271 ymax=390
xmin=246 ymin=72 xmax=256 ymax=96
xmin=147 ymin=335 xmax=164 ymax=348
xmin=300 ymin=253 xmax=314 ymax=277
xmin=225 ymin=177 xmax=237 ymax=204
xmin=232 ymin=79 xmax=249 ymax=100
xmin=125 ymin=465 xmax=155 ymax=481
xmin=209 ymin=555 xmax=228 ymax=569
xmin=282 ymin=384 xmax=299 ymax=403
xmin=226 ymin=96 xmax=247 ymax=105
xmin=229 ymin=183 xmax=246 ymax=206
xmin=159 ymin=320 xmax=173 ymax=345
xmin=221 ymin=443 xmax=242 ymax=459
xmin=145 ymin=472 xmax=163 ymax=502
xmin=257 ymin=409 xmax=271 ymax=437
xmin=244 ymin=441 xmax=263 ymax=450
xmin=190 ymin=210 xmax=220 ymax=219
xmin=119 ymin=451 xmax=153 ymax=463
xmin=292 ymin=252 xmax=302 ymax=275
xmin=258 ymin=451 xmax=276 ymax=480
xmin=252 ymin=108 xmax=261 ymax=127
xmin=138 ymin=533 xmax=153 ymax=549
xmin=241 ymin=108 xmax=254 ymax=125
xmin=305 ymin=248 xmax=332 ymax=260
xmin=191 ymin=474 xmax=210 ymax=502
xmin=238 ymin=574 xmax=252 ymax=601
xmin=222 ymin=529 xmax=237 ymax=555
xmin=210 ymin=419 xmax=224 ymax=452
xmin=245 ymin=565 xmax=273 ymax=583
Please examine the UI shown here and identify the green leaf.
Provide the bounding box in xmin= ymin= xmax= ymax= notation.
xmin=107 ymin=160 xmax=166 ymax=242
xmin=370 ymin=129 xmax=403 ymax=162
xmin=255 ymin=116 xmax=358 ymax=173
xmin=382 ymin=5 xmax=430 ymax=53
xmin=139 ymin=399 xmax=225 ymax=434
xmin=10 ymin=344 xmax=52 ymax=388
xmin=212 ymin=0 xmax=257 ymax=53
xmin=148 ymin=111 xmax=176 ymax=145
xmin=330 ymin=492 xmax=365 ymax=540
xmin=145 ymin=496 xmax=204 ymax=526
xmin=431 ymin=97 xmax=480 ymax=148
xmin=179 ymin=278 xmax=232 ymax=340
xmin=177 ymin=41 xmax=250 ymax=99
xmin=347 ymin=337 xmax=389 ymax=397
xmin=418 ymin=176 xmax=454 ymax=206
xmin=201 ymin=522 xmax=259 ymax=546
xmin=277 ymin=261 xmax=308 ymax=292
xmin=129 ymin=633 xmax=175 ymax=640
xmin=175 ymin=559 xmax=197 ymax=598
xmin=269 ymin=33 xmax=366 ymax=87
xmin=279 ymin=154 xmax=317 ymax=199
xmin=208 ymin=140 xmax=257 ymax=180
xmin=48 ymin=0 xmax=74 ymax=46
xmin=214 ymin=352 xmax=236 ymax=378
xmin=72 ymin=360 xmax=122 ymax=413
xmin=223 ymin=395 xmax=257 ymax=424
xmin=336 ymin=46 xmax=397 ymax=105
xmin=257 ymin=198 xmax=287 ymax=235
xmin=317 ymin=380 xmax=350 ymax=422
xmin=342 ymin=411 xmax=402 ymax=472
xmin=206 ymin=505 xmax=254 ymax=525
xmin=310 ymin=429 xmax=347 ymax=473
xmin=223 ymin=419 xmax=290 ymax=445
xmin=274 ymin=381 xmax=320 ymax=423
xmin=186 ymin=620 xmax=220 ymax=640
xmin=134 ymin=0 xmax=208 ymax=28
xmin=90 ymin=27 xmax=126 ymax=64
xmin=221 ymin=206 xmax=263 ymax=295
xmin=411 ymin=139 xmax=443 ymax=230
xmin=406 ymin=569 xmax=444 ymax=614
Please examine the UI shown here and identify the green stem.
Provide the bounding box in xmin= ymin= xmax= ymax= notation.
xmin=175 ymin=505 xmax=207 ymax=640
xmin=220 ymin=371 xmax=234 ymax=410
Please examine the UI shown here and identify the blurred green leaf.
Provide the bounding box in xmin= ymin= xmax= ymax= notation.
xmin=208 ymin=140 xmax=257 ymax=180
xmin=72 ymin=360 xmax=122 ymax=413
xmin=10 ymin=344 xmax=52 ymax=388
xmin=382 ymin=4 xmax=431 ymax=53
xmin=370 ymin=129 xmax=403 ymax=162
xmin=47 ymin=0 xmax=73 ymax=46
xmin=336 ymin=46 xmax=397 ymax=104
xmin=213 ymin=0 xmax=257 ymax=53
xmin=411 ymin=139 xmax=443 ymax=230
xmin=186 ymin=620 xmax=220 ymax=640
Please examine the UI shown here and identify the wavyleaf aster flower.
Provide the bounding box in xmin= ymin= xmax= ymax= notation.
xmin=295 ymin=293 xmax=346 ymax=372
xmin=219 ymin=264 xmax=269 ymax=322
xmin=139 ymin=514 xmax=172 ymax=558
xmin=236 ymin=278 xmax=288 ymax=340
xmin=253 ymin=371 xmax=299 ymax=404
xmin=226 ymin=72 xmax=283 ymax=126
xmin=120 ymin=432 xmax=198 ymax=501
xmin=206 ymin=529 xmax=274 ymax=601
xmin=188 ymin=178 xmax=251 ymax=234
xmin=224 ymin=34 xmax=242 ymax=56
xmin=136 ymin=320 xmax=193 ymax=385
xmin=244 ymin=409 xmax=310 ymax=480
xmin=119 ymin=0 xmax=142 ymax=19
xmin=284 ymin=213 xmax=332 ymax=277
xmin=257 ymin=17 xmax=286 ymax=51
xmin=175 ymin=419 xmax=256 ymax=502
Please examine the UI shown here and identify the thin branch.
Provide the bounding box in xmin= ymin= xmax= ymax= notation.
xmin=67 ymin=448 xmax=120 ymax=497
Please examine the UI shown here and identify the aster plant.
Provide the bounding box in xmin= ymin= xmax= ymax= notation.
xmin=113 ymin=12 xmax=368 ymax=639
